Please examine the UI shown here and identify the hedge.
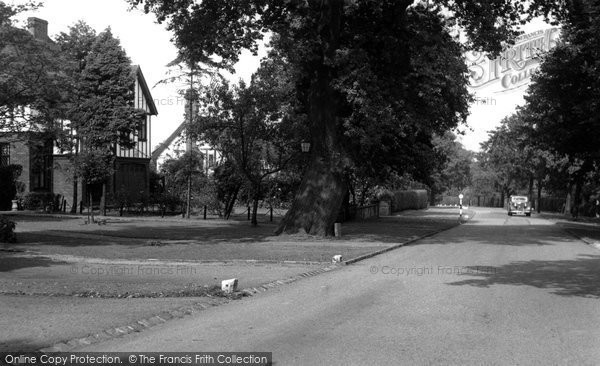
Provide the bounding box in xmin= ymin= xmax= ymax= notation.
xmin=22 ymin=192 xmax=57 ymax=211
xmin=377 ymin=189 xmax=429 ymax=212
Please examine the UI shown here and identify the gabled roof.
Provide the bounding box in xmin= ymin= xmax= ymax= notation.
xmin=150 ymin=121 xmax=185 ymax=165
xmin=132 ymin=65 xmax=158 ymax=115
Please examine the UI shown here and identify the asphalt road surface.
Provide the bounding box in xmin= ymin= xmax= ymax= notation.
xmin=81 ymin=208 xmax=600 ymax=365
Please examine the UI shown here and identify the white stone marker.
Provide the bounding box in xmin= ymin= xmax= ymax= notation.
xmin=221 ymin=278 xmax=238 ymax=293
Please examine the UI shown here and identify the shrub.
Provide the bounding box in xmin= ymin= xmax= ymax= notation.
xmin=0 ymin=216 xmax=16 ymax=243
xmin=161 ymin=193 xmax=182 ymax=212
xmin=110 ymin=188 xmax=132 ymax=210
xmin=22 ymin=192 xmax=56 ymax=211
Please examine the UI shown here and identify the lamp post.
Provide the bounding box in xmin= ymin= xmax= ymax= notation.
xmin=301 ymin=141 xmax=311 ymax=153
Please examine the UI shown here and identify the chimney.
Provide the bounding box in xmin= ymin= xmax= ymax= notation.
xmin=27 ymin=17 xmax=49 ymax=40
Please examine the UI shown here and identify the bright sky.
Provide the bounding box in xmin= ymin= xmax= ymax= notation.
xmin=461 ymin=18 xmax=557 ymax=151
xmin=10 ymin=0 xmax=555 ymax=153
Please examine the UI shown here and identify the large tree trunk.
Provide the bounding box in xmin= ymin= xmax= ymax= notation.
xmin=276 ymin=87 xmax=347 ymax=234
xmin=276 ymin=1 xmax=346 ymax=236
xmin=276 ymin=156 xmax=347 ymax=235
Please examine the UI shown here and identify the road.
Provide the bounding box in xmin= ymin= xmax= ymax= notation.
xmin=81 ymin=208 xmax=600 ymax=365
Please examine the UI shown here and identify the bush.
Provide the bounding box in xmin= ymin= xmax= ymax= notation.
xmin=390 ymin=189 xmax=429 ymax=212
xmin=22 ymin=192 xmax=56 ymax=211
xmin=110 ymin=188 xmax=132 ymax=211
xmin=0 ymin=216 xmax=16 ymax=243
xmin=151 ymin=192 xmax=182 ymax=213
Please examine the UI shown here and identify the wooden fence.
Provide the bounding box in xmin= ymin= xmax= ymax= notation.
xmin=356 ymin=203 xmax=379 ymax=220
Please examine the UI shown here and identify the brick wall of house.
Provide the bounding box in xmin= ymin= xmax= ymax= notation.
xmin=2 ymin=137 xmax=31 ymax=193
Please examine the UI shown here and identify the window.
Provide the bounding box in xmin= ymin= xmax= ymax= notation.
xmin=0 ymin=143 xmax=9 ymax=167
xmin=30 ymin=142 xmax=52 ymax=191
xmin=137 ymin=117 xmax=147 ymax=141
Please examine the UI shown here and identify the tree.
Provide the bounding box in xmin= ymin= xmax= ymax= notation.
xmin=470 ymin=161 xmax=500 ymax=206
xmin=523 ymin=0 xmax=600 ymax=216
xmin=213 ymin=160 xmax=244 ymax=219
xmin=478 ymin=109 xmax=572 ymax=212
xmin=69 ymin=28 xmax=146 ymax=217
xmin=160 ymin=149 xmax=205 ymax=215
xmin=430 ymin=132 xmax=473 ymax=203
xmin=55 ymin=20 xmax=98 ymax=213
xmin=479 ymin=113 xmax=533 ymax=205
xmin=130 ymin=0 xmax=566 ymax=235
xmin=0 ymin=1 xmax=69 ymax=132
xmin=196 ymin=57 xmax=303 ymax=226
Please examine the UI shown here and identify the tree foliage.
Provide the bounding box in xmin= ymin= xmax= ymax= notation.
xmin=0 ymin=1 xmax=69 ymax=132
xmin=194 ymin=57 xmax=304 ymax=226
xmin=70 ymin=29 xmax=145 ymax=151
xmin=130 ymin=0 xmax=568 ymax=235
xmin=60 ymin=28 xmax=146 ymax=187
xmin=430 ymin=132 xmax=473 ymax=200
xmin=521 ymin=0 xmax=600 ymax=214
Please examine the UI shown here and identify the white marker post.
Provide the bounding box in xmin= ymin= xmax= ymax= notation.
xmin=458 ymin=194 xmax=464 ymax=222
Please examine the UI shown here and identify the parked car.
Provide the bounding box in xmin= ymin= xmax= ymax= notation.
xmin=508 ymin=195 xmax=532 ymax=216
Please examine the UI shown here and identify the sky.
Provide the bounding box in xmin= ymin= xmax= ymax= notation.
xmin=10 ymin=0 xmax=555 ymax=153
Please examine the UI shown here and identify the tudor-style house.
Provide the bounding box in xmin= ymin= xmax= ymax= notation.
xmin=0 ymin=18 xmax=158 ymax=211
xmin=53 ymin=65 xmax=158 ymax=208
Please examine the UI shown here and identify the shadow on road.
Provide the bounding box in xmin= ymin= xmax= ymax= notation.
xmin=0 ymin=338 xmax=45 ymax=352
xmin=419 ymin=222 xmax=574 ymax=247
xmin=0 ymin=255 xmax=68 ymax=272
xmin=447 ymin=254 xmax=600 ymax=298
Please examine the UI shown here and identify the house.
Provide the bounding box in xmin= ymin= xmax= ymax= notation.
xmin=53 ymin=65 xmax=158 ymax=209
xmin=150 ymin=90 xmax=220 ymax=175
xmin=0 ymin=18 xmax=158 ymax=211
xmin=150 ymin=120 xmax=221 ymax=176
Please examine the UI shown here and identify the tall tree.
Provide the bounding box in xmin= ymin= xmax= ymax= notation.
xmin=69 ymin=28 xmax=145 ymax=217
xmin=523 ymin=0 xmax=600 ymax=215
xmin=130 ymin=0 xmax=565 ymax=235
xmin=0 ymin=1 xmax=68 ymax=132
xmin=55 ymin=20 xmax=98 ymax=213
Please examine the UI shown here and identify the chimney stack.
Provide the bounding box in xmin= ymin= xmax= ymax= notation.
xmin=27 ymin=17 xmax=49 ymax=40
